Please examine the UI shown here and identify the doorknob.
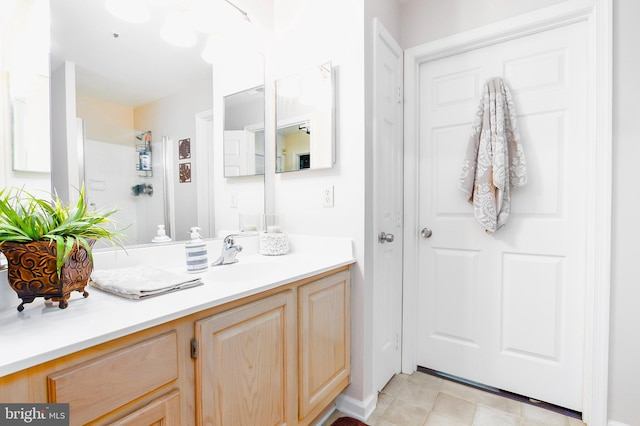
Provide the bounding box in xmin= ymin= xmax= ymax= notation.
xmin=421 ymin=228 xmax=433 ymax=238
xmin=378 ymin=232 xmax=394 ymax=243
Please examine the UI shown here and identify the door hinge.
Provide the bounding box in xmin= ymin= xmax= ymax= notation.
xmin=190 ymin=337 xmax=199 ymax=359
xmin=397 ymin=87 xmax=403 ymax=104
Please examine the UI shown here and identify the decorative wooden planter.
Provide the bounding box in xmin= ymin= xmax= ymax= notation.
xmin=0 ymin=240 xmax=94 ymax=311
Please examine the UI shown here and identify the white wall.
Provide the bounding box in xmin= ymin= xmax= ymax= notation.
xmin=212 ymin=52 xmax=265 ymax=235
xmin=83 ymin=138 xmax=139 ymax=245
xmin=76 ymin=96 xmax=142 ymax=244
xmin=135 ymin=77 xmax=213 ymax=242
xmin=609 ymin=1 xmax=640 ymax=424
xmin=399 ymin=0 xmax=565 ymax=48
xmin=224 ymin=95 xmax=263 ymax=130
xmin=50 ymin=61 xmax=80 ymax=202
xmin=270 ymin=0 xmax=370 ymax=411
xmin=77 ymin=95 xmax=135 ymax=146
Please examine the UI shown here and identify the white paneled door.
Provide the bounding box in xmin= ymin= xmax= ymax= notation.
xmin=372 ymin=19 xmax=404 ymax=392
xmin=223 ymin=130 xmax=255 ymax=177
xmin=417 ymin=21 xmax=588 ymax=411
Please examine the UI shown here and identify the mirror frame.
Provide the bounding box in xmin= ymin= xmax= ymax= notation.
xmin=275 ymin=62 xmax=334 ymax=174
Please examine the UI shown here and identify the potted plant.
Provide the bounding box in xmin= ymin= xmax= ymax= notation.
xmin=0 ymin=186 xmax=121 ymax=311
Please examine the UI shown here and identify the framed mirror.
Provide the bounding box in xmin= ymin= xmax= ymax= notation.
xmin=275 ymin=62 xmax=334 ymax=173
xmin=5 ymin=0 xmax=50 ymax=173
xmin=223 ymin=85 xmax=265 ymax=177
xmin=49 ymin=0 xmax=265 ymax=245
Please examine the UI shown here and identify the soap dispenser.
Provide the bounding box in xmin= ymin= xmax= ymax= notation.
xmin=151 ymin=225 xmax=172 ymax=243
xmin=185 ymin=227 xmax=208 ymax=273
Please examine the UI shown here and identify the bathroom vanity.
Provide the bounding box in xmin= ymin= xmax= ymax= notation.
xmin=0 ymin=236 xmax=354 ymax=426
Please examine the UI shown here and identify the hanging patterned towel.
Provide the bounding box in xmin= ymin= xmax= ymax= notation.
xmin=458 ymin=77 xmax=527 ymax=233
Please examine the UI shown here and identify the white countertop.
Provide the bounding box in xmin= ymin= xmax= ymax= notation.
xmin=0 ymin=235 xmax=355 ymax=377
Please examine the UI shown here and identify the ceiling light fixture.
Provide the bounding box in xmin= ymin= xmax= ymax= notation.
xmin=160 ymin=3 xmax=197 ymax=47
xmin=104 ymin=0 xmax=258 ymax=63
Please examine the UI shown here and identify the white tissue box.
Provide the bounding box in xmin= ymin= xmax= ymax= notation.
xmin=259 ymin=232 xmax=289 ymax=256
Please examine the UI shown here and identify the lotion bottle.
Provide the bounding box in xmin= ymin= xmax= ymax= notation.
xmin=185 ymin=227 xmax=208 ymax=273
xmin=151 ymin=224 xmax=172 ymax=243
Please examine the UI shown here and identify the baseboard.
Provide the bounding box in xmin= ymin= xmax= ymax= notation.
xmin=335 ymin=392 xmax=378 ymax=421
xmin=312 ymin=405 xmax=337 ymax=426
xmin=609 ymin=421 xmax=632 ymax=426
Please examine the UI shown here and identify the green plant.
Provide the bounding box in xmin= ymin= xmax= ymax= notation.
xmin=0 ymin=186 xmax=121 ymax=275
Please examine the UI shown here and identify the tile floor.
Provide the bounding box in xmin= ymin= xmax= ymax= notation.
xmin=323 ymin=371 xmax=585 ymax=426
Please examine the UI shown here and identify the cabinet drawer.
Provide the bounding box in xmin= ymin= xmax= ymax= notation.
xmin=110 ymin=389 xmax=181 ymax=426
xmin=48 ymin=332 xmax=178 ymax=426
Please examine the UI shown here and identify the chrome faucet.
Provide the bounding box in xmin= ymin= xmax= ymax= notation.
xmin=211 ymin=234 xmax=243 ymax=266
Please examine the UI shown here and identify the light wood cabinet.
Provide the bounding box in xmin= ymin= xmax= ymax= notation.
xmin=195 ymin=291 xmax=296 ymax=426
xmin=109 ymin=389 xmax=181 ymax=426
xmin=0 ymin=320 xmax=192 ymax=426
xmin=194 ymin=269 xmax=351 ymax=426
xmin=47 ymin=332 xmax=179 ymax=426
xmin=0 ymin=266 xmax=351 ymax=426
xmin=298 ymin=270 xmax=351 ymax=426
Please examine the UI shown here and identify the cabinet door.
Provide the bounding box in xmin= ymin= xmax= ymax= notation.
xmin=109 ymin=390 xmax=181 ymax=426
xmin=47 ymin=332 xmax=178 ymax=426
xmin=298 ymin=270 xmax=351 ymax=425
xmin=195 ymin=291 xmax=296 ymax=426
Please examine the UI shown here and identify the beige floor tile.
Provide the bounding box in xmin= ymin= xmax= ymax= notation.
xmin=367 ymin=389 xmax=396 ymax=425
xmin=520 ymin=420 xmax=565 ymax=426
xmin=373 ymin=418 xmax=401 ymax=426
xmin=520 ymin=403 xmax=569 ymax=426
xmin=439 ymin=381 xmax=487 ymax=404
xmin=424 ymin=411 xmax=469 ymax=426
xmin=380 ymin=398 xmax=430 ymax=426
xmin=366 ymin=412 xmax=382 ymax=426
xmin=432 ymin=393 xmax=476 ymax=424
xmin=394 ymin=380 xmax=439 ymax=410
xmin=381 ymin=374 xmax=411 ymax=397
xmin=329 ymin=374 xmax=579 ymax=426
xmin=471 ymin=405 xmax=519 ymax=426
xmin=568 ymin=416 xmax=586 ymax=426
xmin=474 ymin=393 xmax=521 ymax=417
xmin=408 ymin=371 xmax=444 ymax=392
xmin=373 ymin=392 xmax=394 ymax=416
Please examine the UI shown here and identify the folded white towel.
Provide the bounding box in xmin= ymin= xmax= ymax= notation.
xmin=89 ymin=265 xmax=203 ymax=299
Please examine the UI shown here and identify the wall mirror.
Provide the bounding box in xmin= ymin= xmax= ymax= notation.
xmin=223 ymin=86 xmax=265 ymax=177
xmin=275 ymin=62 xmax=334 ymax=173
xmin=48 ymin=0 xmax=265 ymax=245
xmin=5 ymin=0 xmax=50 ymax=173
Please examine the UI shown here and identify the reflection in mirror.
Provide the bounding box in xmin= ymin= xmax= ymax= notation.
xmin=5 ymin=0 xmax=50 ymax=173
xmin=49 ymin=0 xmax=265 ymax=245
xmin=223 ymin=85 xmax=265 ymax=177
xmin=275 ymin=62 xmax=333 ymax=173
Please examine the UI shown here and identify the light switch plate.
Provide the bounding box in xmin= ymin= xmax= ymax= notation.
xmin=322 ymin=185 xmax=334 ymax=207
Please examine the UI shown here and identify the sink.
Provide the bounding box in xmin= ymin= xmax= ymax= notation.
xmin=205 ymin=257 xmax=288 ymax=282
